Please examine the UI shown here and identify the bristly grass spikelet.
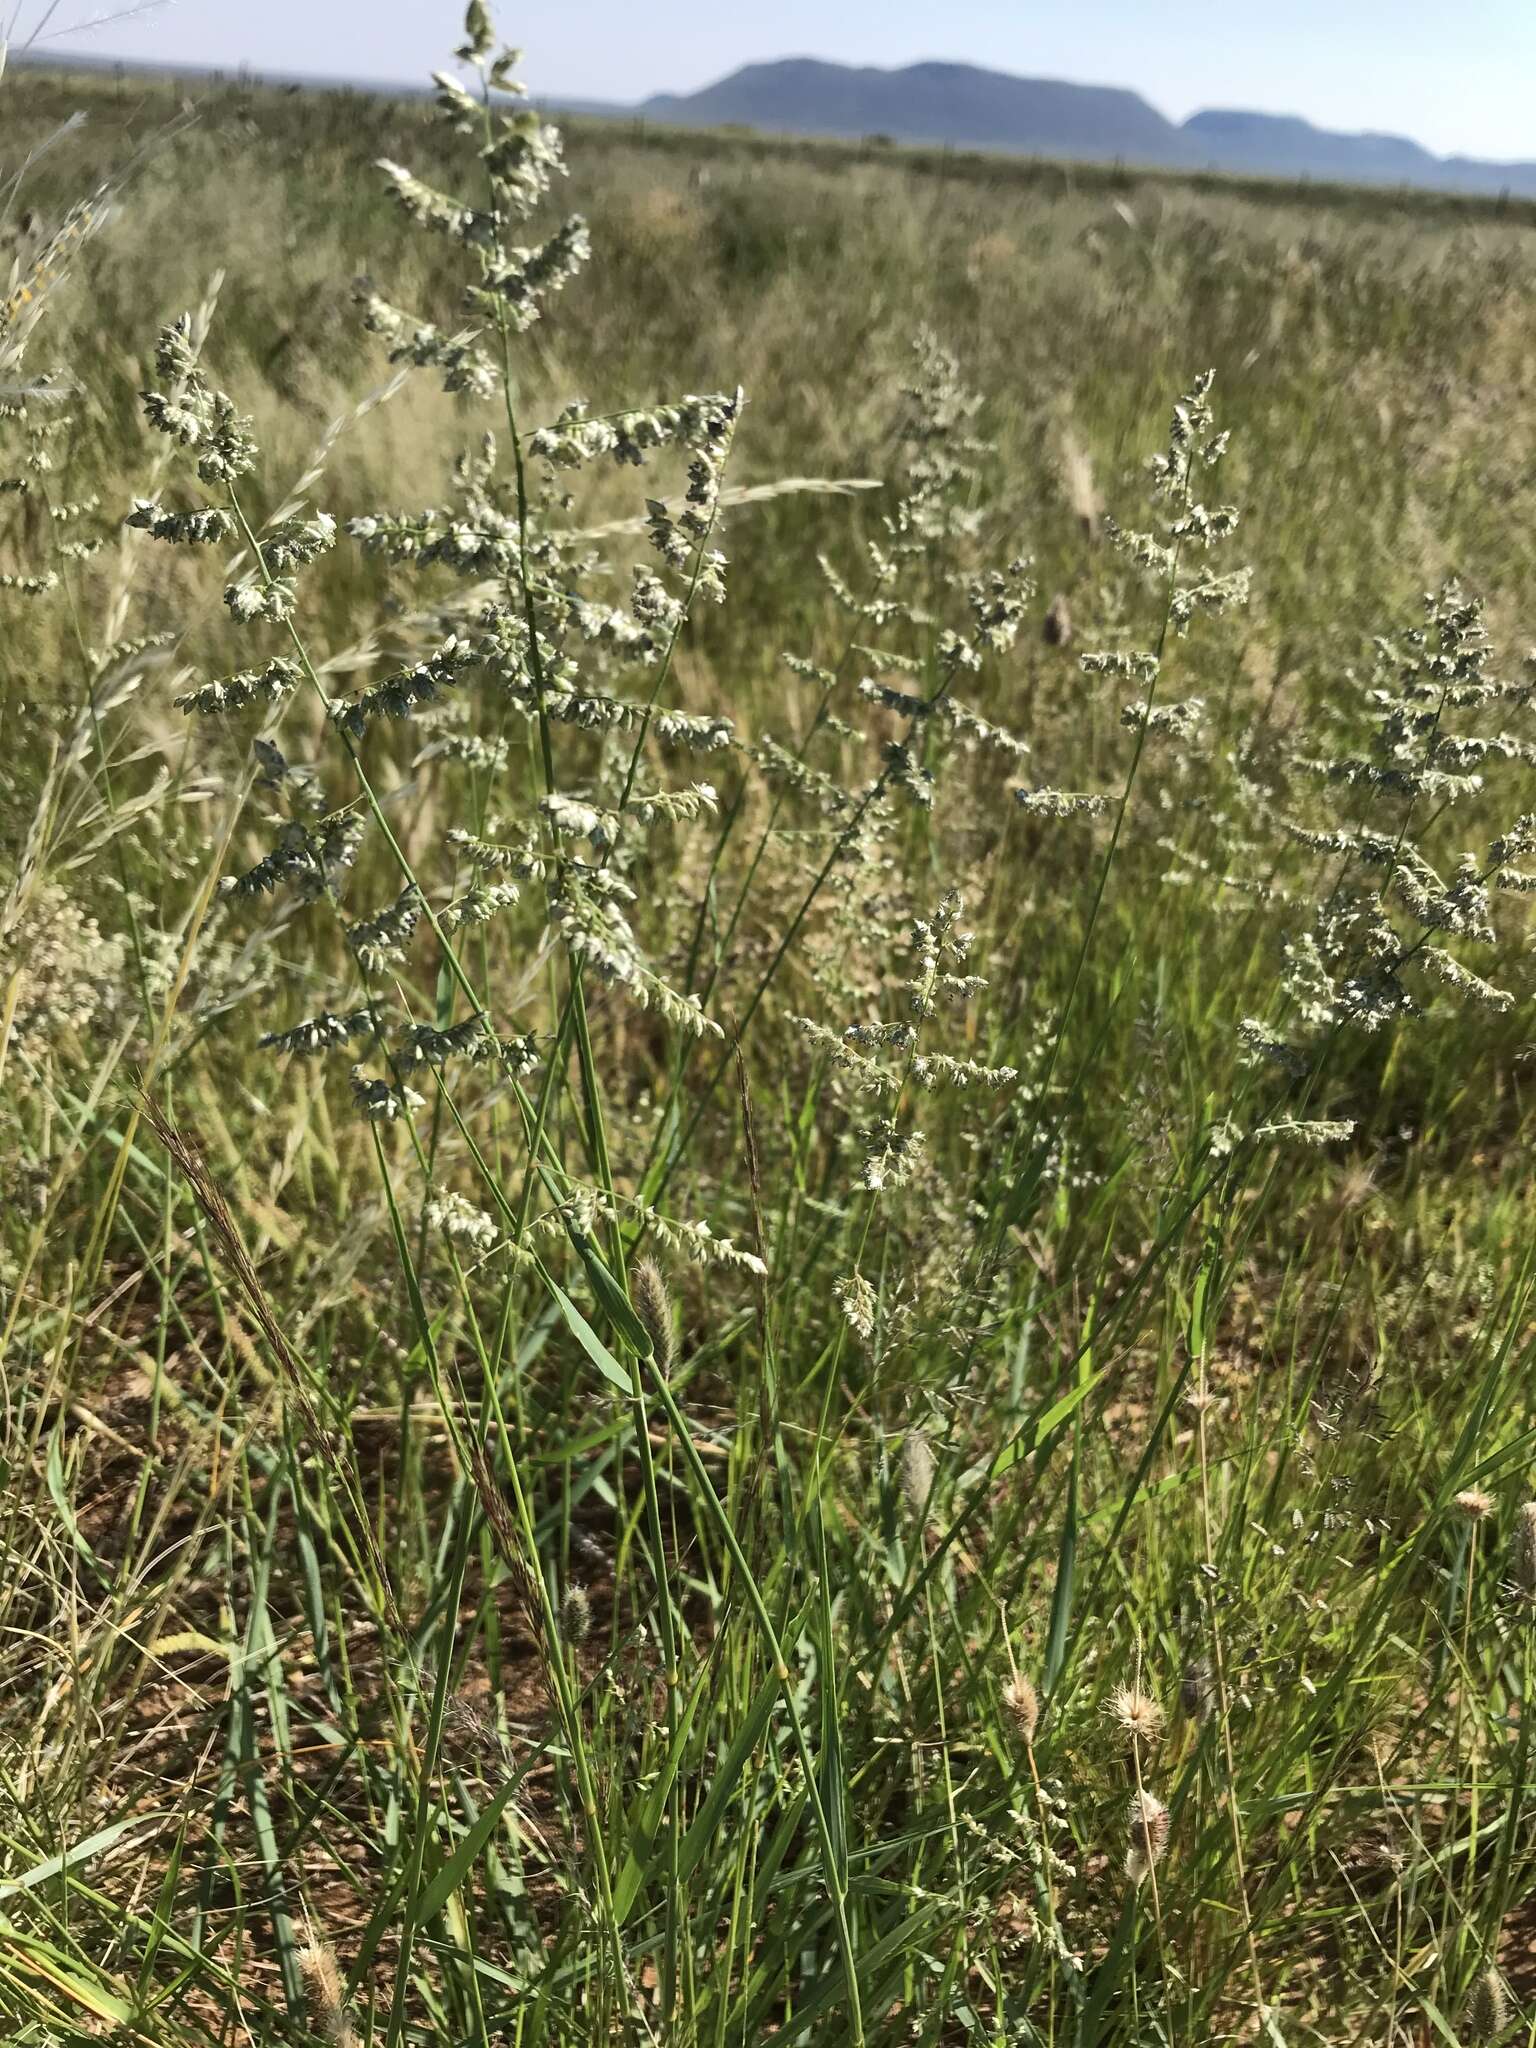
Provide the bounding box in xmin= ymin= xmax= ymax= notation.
xmin=1125 ymin=1791 xmax=1170 ymax=1885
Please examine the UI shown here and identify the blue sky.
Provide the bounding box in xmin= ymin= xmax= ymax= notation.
xmin=12 ymin=1 xmax=1536 ymax=163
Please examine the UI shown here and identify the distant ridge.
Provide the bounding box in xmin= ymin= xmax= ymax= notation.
xmin=639 ymin=57 xmax=1536 ymax=199
xmin=644 ymin=59 xmax=1178 ymax=165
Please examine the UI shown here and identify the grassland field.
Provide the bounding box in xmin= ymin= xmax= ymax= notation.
xmin=6 ymin=33 xmax=1536 ymax=2048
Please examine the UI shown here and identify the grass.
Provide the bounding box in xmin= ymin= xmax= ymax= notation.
xmin=5 ymin=20 xmax=1536 ymax=2047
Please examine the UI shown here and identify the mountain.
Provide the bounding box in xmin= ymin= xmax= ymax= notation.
xmin=1183 ymin=110 xmax=1437 ymax=182
xmin=644 ymin=58 xmax=1181 ymax=164
xmin=636 ymin=58 xmax=1536 ymax=199
xmin=1181 ymin=109 xmax=1536 ymax=196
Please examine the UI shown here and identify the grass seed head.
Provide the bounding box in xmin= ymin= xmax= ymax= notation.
xmin=299 ymin=1938 xmax=358 ymax=2048
xmin=1109 ymin=1682 xmax=1164 ymax=1751
xmin=561 ymin=1582 xmax=592 ymax=1646
xmin=1466 ymin=1964 xmax=1509 ymax=2042
xmin=1125 ymin=1790 xmax=1170 ymax=1884
xmin=1003 ymin=1672 xmax=1039 ymax=1746
xmin=631 ymin=1258 xmax=674 ymax=1376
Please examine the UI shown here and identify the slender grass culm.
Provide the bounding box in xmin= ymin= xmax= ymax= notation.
xmin=4 ymin=5 xmax=1536 ymax=2045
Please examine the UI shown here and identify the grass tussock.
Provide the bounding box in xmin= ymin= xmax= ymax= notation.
xmin=5 ymin=10 xmax=1536 ymax=2044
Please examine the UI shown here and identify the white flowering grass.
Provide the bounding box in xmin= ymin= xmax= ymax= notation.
xmin=6 ymin=20 xmax=1536 ymax=2048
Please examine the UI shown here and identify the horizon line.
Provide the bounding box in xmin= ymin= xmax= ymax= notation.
xmin=6 ymin=42 xmax=1522 ymax=175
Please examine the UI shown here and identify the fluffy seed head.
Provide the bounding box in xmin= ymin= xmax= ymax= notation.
xmin=1455 ymin=1487 xmax=1496 ymax=1523
xmin=631 ymin=1258 xmax=673 ymax=1376
xmin=1109 ymin=1683 xmax=1164 ymax=1751
xmin=1466 ymin=1964 xmax=1509 ymax=2042
xmin=299 ymin=1939 xmax=357 ymax=2048
xmin=1125 ymin=1790 xmax=1170 ymax=1884
xmin=560 ymin=1582 xmax=592 ymax=1645
xmin=1003 ymin=1673 xmax=1039 ymax=1745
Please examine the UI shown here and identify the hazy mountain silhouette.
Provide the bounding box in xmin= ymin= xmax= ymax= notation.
xmin=645 ymin=59 xmax=1179 ymax=162
xmin=637 ymin=57 xmax=1536 ymax=197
